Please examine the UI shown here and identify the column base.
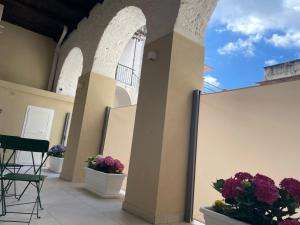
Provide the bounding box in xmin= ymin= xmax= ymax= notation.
xmin=122 ymin=201 xmax=184 ymax=224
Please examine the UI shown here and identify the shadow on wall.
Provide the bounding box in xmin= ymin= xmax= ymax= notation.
xmin=114 ymin=86 xmax=132 ymax=107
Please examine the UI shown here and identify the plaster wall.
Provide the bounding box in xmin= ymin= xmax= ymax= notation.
xmin=0 ymin=79 xmax=74 ymax=147
xmin=122 ymin=32 xmax=205 ymax=224
xmin=56 ymin=47 xmax=83 ymax=97
xmin=0 ymin=21 xmax=55 ymax=90
xmin=103 ymin=105 xmax=137 ymax=190
xmin=194 ymin=80 xmax=300 ymax=221
xmin=61 ymin=73 xmax=116 ymax=182
xmin=102 ymin=79 xmax=300 ymax=223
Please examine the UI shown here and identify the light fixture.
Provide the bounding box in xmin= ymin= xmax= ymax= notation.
xmin=147 ymin=50 xmax=158 ymax=61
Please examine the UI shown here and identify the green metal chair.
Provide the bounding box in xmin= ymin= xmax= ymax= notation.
xmin=0 ymin=134 xmax=7 ymax=217
xmin=0 ymin=136 xmax=49 ymax=224
xmin=0 ymin=135 xmax=23 ymax=215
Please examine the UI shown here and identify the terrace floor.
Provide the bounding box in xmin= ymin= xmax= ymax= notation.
xmin=1 ymin=170 xmax=201 ymax=225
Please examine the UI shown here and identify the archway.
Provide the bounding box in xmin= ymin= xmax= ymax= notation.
xmin=56 ymin=47 xmax=83 ymax=97
xmin=92 ymin=6 xmax=146 ymax=79
xmin=59 ymin=1 xmax=218 ymax=224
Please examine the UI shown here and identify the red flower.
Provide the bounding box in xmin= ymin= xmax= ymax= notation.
xmin=221 ymin=178 xmax=242 ymax=199
xmin=235 ymin=172 xmax=253 ymax=181
xmin=252 ymin=174 xmax=279 ymax=205
xmin=279 ymin=219 xmax=300 ymax=225
xmin=280 ymin=178 xmax=300 ymax=204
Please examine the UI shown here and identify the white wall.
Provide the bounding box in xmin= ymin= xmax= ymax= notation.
xmin=56 ymin=47 xmax=83 ymax=97
xmin=118 ymin=37 xmax=145 ymax=78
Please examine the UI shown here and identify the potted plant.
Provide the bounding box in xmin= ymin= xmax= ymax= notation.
xmin=84 ymin=155 xmax=125 ymax=198
xmin=48 ymin=144 xmax=66 ymax=173
xmin=201 ymin=172 xmax=300 ymax=225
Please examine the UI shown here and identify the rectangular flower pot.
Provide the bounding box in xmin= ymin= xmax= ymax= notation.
xmin=48 ymin=156 xmax=64 ymax=173
xmin=84 ymin=167 xmax=126 ymax=198
xmin=200 ymin=207 xmax=249 ymax=225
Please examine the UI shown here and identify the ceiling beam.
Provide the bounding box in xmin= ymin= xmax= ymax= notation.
xmin=0 ymin=0 xmax=105 ymax=41
xmin=0 ymin=0 xmax=63 ymax=40
xmin=14 ymin=0 xmax=86 ymax=25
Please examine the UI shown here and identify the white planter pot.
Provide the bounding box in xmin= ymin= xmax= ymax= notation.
xmin=200 ymin=207 xmax=249 ymax=225
xmin=48 ymin=156 xmax=64 ymax=173
xmin=84 ymin=167 xmax=126 ymax=198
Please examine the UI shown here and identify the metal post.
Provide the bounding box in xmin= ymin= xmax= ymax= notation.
xmin=184 ymin=90 xmax=201 ymax=223
xmin=131 ymin=38 xmax=138 ymax=86
xmin=99 ymin=107 xmax=111 ymax=155
xmin=61 ymin=113 xmax=71 ymax=145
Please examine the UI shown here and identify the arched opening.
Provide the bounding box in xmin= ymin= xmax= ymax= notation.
xmin=114 ymin=26 xmax=147 ymax=106
xmin=56 ymin=47 xmax=83 ymax=97
xmin=92 ymin=6 xmax=146 ymax=79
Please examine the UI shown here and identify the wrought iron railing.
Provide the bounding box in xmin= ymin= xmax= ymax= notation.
xmin=115 ymin=64 xmax=140 ymax=88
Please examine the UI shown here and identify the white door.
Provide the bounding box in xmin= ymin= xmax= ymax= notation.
xmin=18 ymin=106 xmax=54 ymax=165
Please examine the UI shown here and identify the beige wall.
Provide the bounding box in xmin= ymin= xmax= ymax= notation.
xmin=194 ymin=80 xmax=300 ymax=221
xmin=0 ymin=21 xmax=55 ymax=90
xmin=103 ymin=105 xmax=136 ymax=189
xmin=61 ymin=73 xmax=116 ymax=182
xmin=0 ymin=80 xmax=74 ymax=147
xmin=102 ymin=79 xmax=300 ymax=223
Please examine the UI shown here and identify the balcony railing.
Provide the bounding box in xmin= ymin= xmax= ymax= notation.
xmin=115 ymin=64 xmax=140 ymax=88
xmin=203 ymin=81 xmax=225 ymax=94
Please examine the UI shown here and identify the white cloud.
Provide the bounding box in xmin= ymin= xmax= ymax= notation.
xmin=225 ymin=16 xmax=269 ymax=35
xmin=204 ymin=75 xmax=220 ymax=87
xmin=265 ymin=59 xmax=279 ymax=66
xmin=211 ymin=0 xmax=300 ymax=50
xmin=218 ymin=35 xmax=261 ymax=56
xmin=284 ymin=0 xmax=300 ymax=11
xmin=267 ymin=32 xmax=300 ymax=48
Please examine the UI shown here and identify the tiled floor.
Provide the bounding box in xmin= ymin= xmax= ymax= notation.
xmin=1 ymin=170 xmax=201 ymax=225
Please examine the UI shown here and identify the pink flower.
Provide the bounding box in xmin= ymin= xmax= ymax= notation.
xmin=252 ymin=174 xmax=279 ymax=205
xmin=235 ymin=172 xmax=253 ymax=181
xmin=114 ymin=159 xmax=124 ymax=172
xmin=221 ymin=178 xmax=242 ymax=199
xmin=104 ymin=156 xmax=115 ymax=166
xmin=95 ymin=155 xmax=104 ymax=165
xmin=279 ymin=219 xmax=300 ymax=225
xmin=280 ymin=178 xmax=300 ymax=204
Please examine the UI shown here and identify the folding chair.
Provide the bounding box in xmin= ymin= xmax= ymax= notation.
xmin=0 ymin=134 xmax=7 ymax=217
xmin=0 ymin=136 xmax=49 ymax=224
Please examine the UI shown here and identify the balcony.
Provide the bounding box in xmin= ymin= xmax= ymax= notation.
xmin=115 ymin=64 xmax=140 ymax=89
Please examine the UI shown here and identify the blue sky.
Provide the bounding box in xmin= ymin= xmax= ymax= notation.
xmin=204 ymin=0 xmax=300 ymax=90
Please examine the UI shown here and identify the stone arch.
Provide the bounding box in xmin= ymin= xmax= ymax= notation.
xmin=55 ymin=1 xmax=218 ymax=86
xmin=56 ymin=47 xmax=83 ymax=97
xmin=92 ymin=6 xmax=146 ymax=79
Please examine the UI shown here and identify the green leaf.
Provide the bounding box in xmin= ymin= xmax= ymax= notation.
xmin=213 ymin=179 xmax=225 ymax=192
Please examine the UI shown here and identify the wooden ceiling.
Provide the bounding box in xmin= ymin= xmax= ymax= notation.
xmin=0 ymin=0 xmax=104 ymax=41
